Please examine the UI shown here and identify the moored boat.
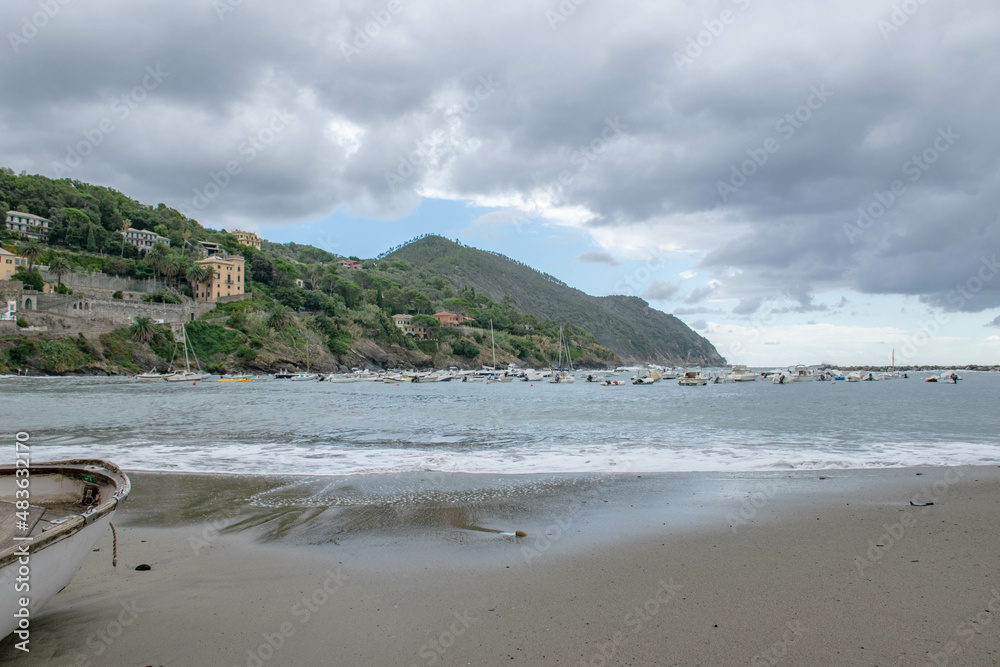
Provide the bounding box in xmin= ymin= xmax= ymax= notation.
xmin=1 ymin=459 xmax=131 ymax=642
xmin=678 ymin=370 xmax=708 ymax=386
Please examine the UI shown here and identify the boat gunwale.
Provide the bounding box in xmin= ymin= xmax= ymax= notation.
xmin=0 ymin=459 xmax=130 ymax=568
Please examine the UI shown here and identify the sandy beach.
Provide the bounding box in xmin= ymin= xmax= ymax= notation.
xmin=3 ymin=466 xmax=1000 ymax=666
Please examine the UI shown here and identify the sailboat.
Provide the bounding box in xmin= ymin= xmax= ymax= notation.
xmin=291 ymin=339 xmax=318 ymax=381
xmin=165 ymin=324 xmax=208 ymax=382
xmin=488 ymin=321 xmax=512 ymax=382
xmin=547 ymin=325 xmax=576 ymax=383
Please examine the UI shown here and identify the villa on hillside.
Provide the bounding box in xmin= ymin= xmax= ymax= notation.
xmin=432 ymin=311 xmax=473 ymax=327
xmin=0 ymin=248 xmax=27 ymax=280
xmin=392 ymin=314 xmax=429 ymax=339
xmin=198 ymin=241 xmax=223 ymax=257
xmin=121 ymin=227 xmax=171 ymax=250
xmin=194 ymin=254 xmax=245 ymax=302
xmin=5 ymin=211 xmax=51 ymax=241
xmin=233 ymin=230 xmax=262 ymax=250
xmin=338 ymin=259 xmax=361 ymax=270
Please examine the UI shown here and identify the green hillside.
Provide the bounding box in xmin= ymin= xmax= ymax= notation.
xmin=386 ymin=236 xmax=725 ymax=365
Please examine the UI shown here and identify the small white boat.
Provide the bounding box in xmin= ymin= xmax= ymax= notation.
xmin=632 ymin=370 xmax=662 ymax=385
xmin=164 ymin=370 xmax=203 ymax=382
xmin=790 ymin=364 xmax=813 ymax=382
xmin=678 ymin=371 xmax=708 ymax=386
xmin=290 ymin=372 xmax=319 ymax=382
xmin=1 ymin=459 xmax=130 ymax=643
xmin=727 ymin=365 xmax=757 ymax=382
xmin=135 ymin=369 xmax=164 ymax=381
xmin=547 ymin=370 xmax=575 ymax=383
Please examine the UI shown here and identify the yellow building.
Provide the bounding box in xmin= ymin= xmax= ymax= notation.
xmin=391 ymin=314 xmax=429 ymax=339
xmin=195 ymin=255 xmax=245 ymax=302
xmin=0 ymin=248 xmax=28 ymax=280
xmin=232 ymin=230 xmax=261 ymax=250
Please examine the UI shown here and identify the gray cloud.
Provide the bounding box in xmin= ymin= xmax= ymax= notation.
xmin=690 ymin=319 xmax=708 ymax=330
xmin=732 ymin=297 xmax=762 ymax=315
xmin=685 ymin=286 xmax=715 ymax=304
xmin=641 ymin=280 xmax=680 ymax=301
xmin=1 ymin=0 xmax=998 ymax=312
xmin=578 ymin=250 xmax=621 ymax=266
xmin=986 ymin=315 xmax=1000 ymax=328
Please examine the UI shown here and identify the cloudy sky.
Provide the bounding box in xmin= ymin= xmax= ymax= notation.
xmin=3 ymin=0 xmax=999 ymax=365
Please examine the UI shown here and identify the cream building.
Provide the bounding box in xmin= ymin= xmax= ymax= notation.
xmin=195 ymin=255 xmax=245 ymax=302
xmin=0 ymin=248 xmax=28 ymax=280
xmin=392 ymin=314 xmax=429 ymax=339
xmin=5 ymin=211 xmax=51 ymax=241
xmin=232 ymin=230 xmax=262 ymax=250
xmin=122 ymin=227 xmax=171 ymax=250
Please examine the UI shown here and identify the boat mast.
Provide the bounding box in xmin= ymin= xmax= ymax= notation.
xmin=491 ymin=320 xmax=497 ymax=370
xmin=182 ymin=324 xmax=191 ymax=372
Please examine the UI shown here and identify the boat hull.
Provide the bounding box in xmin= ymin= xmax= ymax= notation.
xmin=0 ymin=460 xmax=130 ymax=642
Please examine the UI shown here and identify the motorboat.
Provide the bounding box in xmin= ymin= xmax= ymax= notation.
xmin=632 ymin=370 xmax=662 ymax=385
xmin=926 ymin=371 xmax=961 ymax=383
xmin=290 ymin=372 xmax=319 ymax=382
xmin=726 ymin=365 xmax=757 ymax=382
xmin=1 ymin=459 xmax=130 ymax=643
xmin=547 ymin=370 xmax=575 ymax=383
xmin=135 ymin=369 xmax=164 ymax=381
xmin=678 ymin=371 xmax=708 ymax=386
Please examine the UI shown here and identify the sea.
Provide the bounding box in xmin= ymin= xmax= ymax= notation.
xmin=3 ymin=371 xmax=998 ymax=476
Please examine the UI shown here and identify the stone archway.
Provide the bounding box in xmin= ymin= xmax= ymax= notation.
xmin=23 ymin=298 xmax=32 ymax=310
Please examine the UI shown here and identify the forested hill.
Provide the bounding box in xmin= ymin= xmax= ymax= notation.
xmin=386 ymin=236 xmax=725 ymax=366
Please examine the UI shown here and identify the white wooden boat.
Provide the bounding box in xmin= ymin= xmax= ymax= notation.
xmin=135 ymin=369 xmax=164 ymax=381
xmin=290 ymin=372 xmax=319 ymax=382
xmin=1 ymin=459 xmax=130 ymax=643
xmin=678 ymin=371 xmax=708 ymax=386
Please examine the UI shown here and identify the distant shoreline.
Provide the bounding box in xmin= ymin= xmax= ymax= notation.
xmin=1 ymin=363 xmax=997 ymax=377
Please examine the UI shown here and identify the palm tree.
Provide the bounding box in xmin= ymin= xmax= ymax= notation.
xmin=119 ymin=218 xmax=131 ymax=257
xmin=267 ymin=305 xmax=294 ymax=329
xmin=145 ymin=242 xmax=168 ymax=282
xmin=185 ymin=263 xmax=204 ymax=290
xmin=186 ymin=263 xmax=214 ymax=296
xmin=129 ymin=316 xmax=157 ymax=345
xmin=19 ymin=240 xmax=42 ymax=271
xmin=48 ymin=256 xmax=70 ymax=289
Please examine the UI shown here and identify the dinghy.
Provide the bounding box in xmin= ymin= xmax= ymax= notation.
xmin=0 ymin=459 xmax=131 ymax=642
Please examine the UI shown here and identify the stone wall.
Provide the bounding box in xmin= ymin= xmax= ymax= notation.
xmin=33 ymin=294 xmax=214 ymax=327
xmin=37 ymin=269 xmax=166 ymax=296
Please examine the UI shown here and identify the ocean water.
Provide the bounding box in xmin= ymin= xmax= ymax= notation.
xmin=2 ymin=372 xmax=997 ymax=475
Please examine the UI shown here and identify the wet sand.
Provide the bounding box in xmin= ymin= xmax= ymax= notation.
xmin=3 ymin=467 xmax=1000 ymax=666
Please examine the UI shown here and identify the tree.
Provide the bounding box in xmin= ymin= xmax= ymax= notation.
xmin=19 ymin=240 xmax=42 ymax=271
xmin=104 ymin=257 xmax=130 ymax=276
xmin=267 ymin=305 xmax=294 ymax=329
xmin=129 ymin=316 xmax=157 ymax=345
xmin=250 ymin=254 xmax=273 ymax=285
xmin=119 ymin=218 xmax=131 ymax=257
xmin=48 ymin=256 xmax=70 ymax=288
xmin=145 ymin=242 xmax=168 ymax=281
xmin=186 ymin=263 xmax=209 ymax=292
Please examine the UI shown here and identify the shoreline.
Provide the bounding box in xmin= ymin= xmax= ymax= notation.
xmin=4 ymin=466 xmax=1000 ymax=665
xmin=3 ymin=364 xmax=999 ymax=378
